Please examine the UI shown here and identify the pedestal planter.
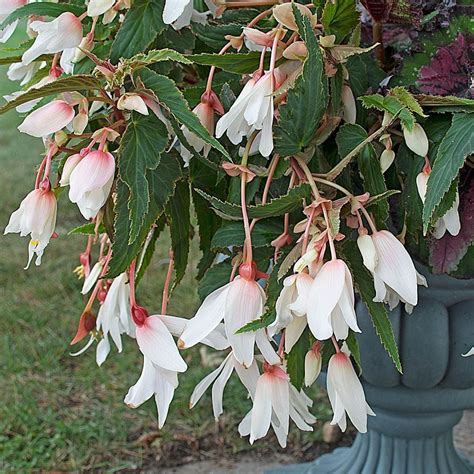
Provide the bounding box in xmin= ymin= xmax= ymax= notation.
xmin=269 ymin=268 xmax=474 ymax=474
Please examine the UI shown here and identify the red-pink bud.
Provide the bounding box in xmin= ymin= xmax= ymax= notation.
xmin=239 ymin=261 xmax=257 ymax=281
xmin=131 ymin=304 xmax=149 ymax=327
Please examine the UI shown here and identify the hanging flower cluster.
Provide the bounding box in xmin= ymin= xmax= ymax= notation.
xmin=2 ymin=0 xmax=469 ymax=449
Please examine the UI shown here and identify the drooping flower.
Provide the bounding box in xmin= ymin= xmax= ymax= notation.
xmin=18 ymin=100 xmax=75 ymax=138
xmin=117 ymin=93 xmax=149 ymax=115
xmin=163 ymin=0 xmax=215 ymax=29
xmin=238 ymin=363 xmax=316 ymax=447
xmin=124 ymin=356 xmax=179 ymax=428
xmin=96 ymin=273 xmax=135 ymax=365
xmin=216 ymin=71 xmax=275 ymax=157
xmin=269 ymin=272 xmax=313 ymax=352
xmin=7 ymin=61 xmax=42 ymax=86
xmin=306 ymin=259 xmax=360 ymax=341
xmin=134 ymin=311 xmax=187 ymax=373
xmin=177 ymin=90 xmax=223 ymax=166
xmin=68 ymin=149 xmax=115 ymax=219
xmin=59 ymin=153 xmax=82 ymax=187
xmin=0 ymin=0 xmax=27 ymax=43
xmin=4 ymin=186 xmax=57 ymax=268
xmin=22 ymin=12 xmax=83 ymax=65
xmin=416 ymin=167 xmax=461 ymax=239
xmin=81 ymin=260 xmax=103 ymax=294
xmin=327 ymin=350 xmax=375 ymax=433
xmin=179 ymin=263 xmax=269 ymax=367
xmin=87 ymin=0 xmax=116 ymax=17
xmin=357 ymin=230 xmax=424 ymax=309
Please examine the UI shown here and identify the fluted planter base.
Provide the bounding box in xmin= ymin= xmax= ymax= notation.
xmin=268 ymin=409 xmax=473 ymax=474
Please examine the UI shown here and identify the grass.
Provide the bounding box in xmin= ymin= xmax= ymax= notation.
xmin=0 ymin=52 xmax=342 ymax=471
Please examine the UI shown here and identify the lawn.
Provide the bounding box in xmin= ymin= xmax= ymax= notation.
xmin=0 ymin=53 xmax=341 ymax=471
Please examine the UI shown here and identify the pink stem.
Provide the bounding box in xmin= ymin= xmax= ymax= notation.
xmin=161 ymin=250 xmax=174 ymax=315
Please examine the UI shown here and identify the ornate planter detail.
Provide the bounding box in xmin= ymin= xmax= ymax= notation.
xmin=270 ymin=268 xmax=474 ymax=473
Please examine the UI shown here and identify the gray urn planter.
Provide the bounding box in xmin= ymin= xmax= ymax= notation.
xmin=270 ymin=268 xmax=474 ymax=474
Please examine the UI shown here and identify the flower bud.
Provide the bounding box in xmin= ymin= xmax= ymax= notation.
xmin=403 ymin=123 xmax=429 ymax=157
xmin=273 ymin=3 xmax=315 ymax=31
xmin=342 ymin=85 xmax=356 ymax=124
xmin=117 ymin=93 xmax=149 ymax=115
xmin=54 ymin=130 xmax=68 ymax=146
xmin=73 ymin=112 xmax=89 ymax=135
xmin=81 ymin=261 xmax=103 ymax=294
xmin=320 ymin=35 xmax=336 ymax=48
xmin=131 ymin=304 xmax=149 ymax=327
xmin=380 ymin=148 xmax=395 ymax=173
xmin=304 ymin=343 xmax=322 ymax=387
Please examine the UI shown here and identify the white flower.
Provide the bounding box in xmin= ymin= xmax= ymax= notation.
xmin=357 ymin=231 xmax=423 ymax=309
xmin=7 ymin=61 xmax=42 ymax=86
xmin=462 ymin=347 xmax=474 ymax=357
xmin=81 ymin=261 xmax=103 ymax=294
xmin=22 ymin=12 xmax=83 ymax=65
xmin=18 ymin=100 xmax=75 ymax=138
xmin=0 ymin=0 xmax=26 ymax=43
xmin=95 ymin=273 xmax=135 ymax=365
xmin=135 ymin=315 xmax=187 ymax=373
xmin=342 ymin=85 xmax=356 ymax=124
xmin=163 ymin=0 xmax=215 ymax=29
xmin=238 ymin=364 xmax=316 ymax=447
xmin=416 ymin=170 xmax=461 ymax=239
xmin=380 ymin=149 xmax=395 ymax=173
xmin=178 ymin=271 xmax=272 ymax=368
xmin=60 ymin=153 xmax=82 ymax=187
xmin=4 ymin=187 xmax=57 ymax=268
xmin=306 ymin=259 xmax=360 ymax=341
xmin=327 ymin=350 xmax=375 ymax=433
xmin=117 ymin=93 xmax=149 ymax=115
xmin=69 ymin=149 xmax=115 ymax=219
xmin=216 ymin=72 xmax=274 ymax=157
xmin=403 ymin=122 xmax=429 ymax=157
xmin=270 ymin=272 xmax=312 ymax=352
xmin=124 ymin=357 xmax=179 ymax=428
xmin=87 ymin=0 xmax=115 ymax=17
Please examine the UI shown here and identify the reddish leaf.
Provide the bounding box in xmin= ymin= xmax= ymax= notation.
xmin=418 ymin=34 xmax=472 ymax=96
xmin=361 ymin=0 xmax=421 ymax=25
xmin=430 ymin=176 xmax=474 ymax=274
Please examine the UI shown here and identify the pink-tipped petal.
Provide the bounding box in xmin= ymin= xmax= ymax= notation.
xmin=18 ymin=100 xmax=75 ymax=137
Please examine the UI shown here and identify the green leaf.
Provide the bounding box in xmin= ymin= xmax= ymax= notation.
xmin=390 ymin=87 xmax=427 ymax=117
xmin=195 ymin=184 xmax=311 ymax=219
xmin=137 ymin=67 xmax=230 ymax=160
xmin=336 ymin=124 xmax=388 ymax=225
xmin=274 ymin=12 xmax=328 ymax=157
xmin=346 ymin=331 xmax=362 ymax=373
xmin=110 ymin=0 xmax=166 ymax=62
xmin=125 ymin=48 xmax=191 ymax=68
xmin=0 ymin=2 xmax=83 ymax=30
xmin=0 ymin=75 xmax=101 ymax=115
xmin=198 ymin=261 xmax=232 ymax=301
xmin=342 ymin=241 xmax=402 ymax=373
xmin=0 ymin=54 xmax=49 ymax=65
xmin=423 ymin=113 xmax=474 ymax=233
xmin=107 ymin=154 xmax=182 ymax=278
xmin=191 ymin=23 xmax=243 ymax=50
xmin=166 ymin=179 xmax=191 ymax=286
xmin=188 ymin=52 xmax=268 ymax=74
xmin=118 ymin=112 xmax=169 ymax=244
xmin=68 ymin=223 xmax=106 ymax=235
xmin=416 ymin=94 xmax=474 ymax=114
xmin=365 ymin=190 xmax=400 ymax=208
xmin=211 ymin=219 xmax=283 ymax=249
xmin=322 ymin=0 xmax=359 ymax=41
xmin=287 ymin=328 xmax=311 ymax=390
xmin=359 ymin=94 xmax=415 ymax=131
xmin=135 ymin=216 xmax=166 ymax=286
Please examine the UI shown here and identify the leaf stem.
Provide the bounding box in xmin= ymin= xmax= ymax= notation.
xmin=161 ymin=250 xmax=174 ymax=315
